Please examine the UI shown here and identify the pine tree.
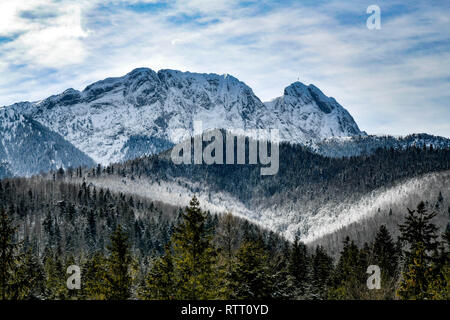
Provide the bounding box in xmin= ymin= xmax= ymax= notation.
xmin=371 ymin=225 xmax=398 ymax=279
xmin=288 ymin=237 xmax=309 ymax=295
xmin=397 ymin=202 xmax=440 ymax=299
xmin=230 ymin=240 xmax=272 ymax=299
xmin=171 ymin=196 xmax=217 ymax=299
xmin=0 ymin=207 xmax=20 ymax=299
xmin=105 ymin=225 xmax=132 ymax=300
xmin=140 ymin=243 xmax=175 ymax=300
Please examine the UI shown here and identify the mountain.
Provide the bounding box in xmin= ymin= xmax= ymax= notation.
xmin=0 ymin=106 xmax=96 ymax=178
xmin=264 ymin=82 xmax=364 ymax=143
xmin=4 ymin=68 xmax=364 ymax=167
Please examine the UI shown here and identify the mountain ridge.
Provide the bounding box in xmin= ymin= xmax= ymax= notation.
xmin=2 ymin=67 xmax=365 ymax=167
xmin=0 ymin=107 xmax=96 ymax=178
xmin=2 ymin=67 xmax=448 ymax=180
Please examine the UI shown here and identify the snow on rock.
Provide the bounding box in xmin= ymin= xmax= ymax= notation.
xmin=264 ymin=81 xmax=364 ymax=146
xmin=4 ymin=68 xmax=364 ymax=166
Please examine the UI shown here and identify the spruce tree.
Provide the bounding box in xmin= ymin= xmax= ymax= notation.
xmin=82 ymin=252 xmax=107 ymax=299
xmin=399 ymin=201 xmax=438 ymax=260
xmin=310 ymin=246 xmax=333 ymax=299
xmin=329 ymin=237 xmax=366 ymax=299
xmin=15 ymin=249 xmax=46 ymax=299
xmin=230 ymin=240 xmax=272 ymax=299
xmin=0 ymin=207 xmax=20 ymax=299
xmin=397 ymin=202 xmax=440 ymax=299
xmin=171 ymin=196 xmax=216 ymax=299
xmin=397 ymin=243 xmax=435 ymax=299
xmin=140 ymin=243 xmax=175 ymax=300
xmin=43 ymin=249 xmax=69 ymax=299
xmin=271 ymin=243 xmax=295 ymax=299
xmin=371 ymin=225 xmax=398 ymax=279
xmin=215 ymin=212 xmax=238 ymax=298
xmin=288 ymin=237 xmax=309 ymax=295
xmin=426 ymin=231 xmax=450 ymax=299
xmin=85 ymin=209 xmax=97 ymax=250
xmin=105 ymin=225 xmax=132 ymax=300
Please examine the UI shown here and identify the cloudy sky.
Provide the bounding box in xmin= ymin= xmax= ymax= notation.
xmin=0 ymin=0 xmax=449 ymax=137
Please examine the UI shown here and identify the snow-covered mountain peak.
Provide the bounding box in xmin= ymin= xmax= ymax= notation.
xmin=283 ymin=81 xmax=310 ymax=97
xmin=264 ymin=81 xmax=364 ymax=142
xmin=2 ymin=67 xmax=365 ymax=166
xmin=156 ymin=68 xmax=255 ymax=103
xmin=81 ymin=67 xmax=159 ymax=103
xmin=282 ymin=81 xmax=337 ymax=114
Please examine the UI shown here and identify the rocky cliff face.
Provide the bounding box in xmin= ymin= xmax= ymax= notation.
xmin=4 ymin=68 xmax=364 ymax=167
xmin=264 ymin=82 xmax=364 ymax=145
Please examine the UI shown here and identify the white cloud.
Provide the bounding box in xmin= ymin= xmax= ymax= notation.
xmin=0 ymin=0 xmax=449 ymax=137
xmin=0 ymin=0 xmax=91 ymax=68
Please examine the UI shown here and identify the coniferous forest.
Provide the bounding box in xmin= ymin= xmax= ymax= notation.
xmin=0 ymin=169 xmax=448 ymax=300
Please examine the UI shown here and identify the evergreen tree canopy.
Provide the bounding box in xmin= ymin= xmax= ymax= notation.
xmin=171 ymin=196 xmax=216 ymax=299
xmin=105 ymin=225 xmax=132 ymax=300
xmin=230 ymin=240 xmax=272 ymax=300
xmin=399 ymin=201 xmax=439 ymax=260
xmin=0 ymin=207 xmax=20 ymax=299
xmin=371 ymin=225 xmax=399 ymax=279
xmin=288 ymin=237 xmax=309 ymax=293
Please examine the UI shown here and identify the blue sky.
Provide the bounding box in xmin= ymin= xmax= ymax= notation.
xmin=0 ymin=0 xmax=449 ymax=137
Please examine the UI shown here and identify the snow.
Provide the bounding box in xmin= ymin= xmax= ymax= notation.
xmin=83 ymin=170 xmax=450 ymax=244
xmin=263 ymin=171 xmax=450 ymax=243
xmin=2 ymin=67 xmax=364 ymax=165
xmin=84 ymin=175 xmax=258 ymax=224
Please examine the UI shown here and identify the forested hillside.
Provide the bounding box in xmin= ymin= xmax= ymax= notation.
xmin=313 ymin=134 xmax=450 ymax=158
xmin=0 ymin=175 xmax=288 ymax=259
xmin=0 ymin=178 xmax=448 ymax=299
xmin=0 ymin=176 xmax=294 ymax=299
xmin=77 ymin=141 xmax=450 ymax=242
xmin=309 ymin=171 xmax=450 ymax=257
xmin=0 ymin=108 xmax=95 ymax=179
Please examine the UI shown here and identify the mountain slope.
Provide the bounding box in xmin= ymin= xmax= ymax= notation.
xmin=0 ymin=106 xmax=96 ymax=178
xmin=309 ymin=170 xmax=450 ymax=257
xmin=6 ymin=68 xmax=364 ymax=165
xmin=74 ymin=140 xmax=450 ymax=243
